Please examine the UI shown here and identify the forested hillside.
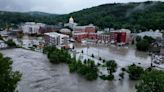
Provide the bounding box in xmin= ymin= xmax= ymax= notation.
xmin=67 ymin=1 xmax=164 ymax=31
xmin=0 ymin=1 xmax=164 ymax=31
xmin=0 ymin=11 xmax=58 ymax=29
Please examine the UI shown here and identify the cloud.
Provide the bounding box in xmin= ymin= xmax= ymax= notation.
xmin=0 ymin=0 xmax=32 ymax=12
xmin=0 ymin=0 xmax=163 ymax=14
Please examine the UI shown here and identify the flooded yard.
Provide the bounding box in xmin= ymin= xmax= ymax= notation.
xmin=0 ymin=47 xmax=151 ymax=92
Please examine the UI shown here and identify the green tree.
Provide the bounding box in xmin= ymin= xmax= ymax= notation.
xmin=127 ymin=64 xmax=144 ymax=80
xmin=136 ymin=36 xmax=141 ymax=42
xmin=5 ymin=39 xmax=16 ymax=47
xmin=143 ymin=36 xmax=155 ymax=44
xmin=101 ymin=60 xmax=117 ymax=80
xmin=136 ymin=39 xmax=149 ymax=51
xmin=0 ymin=53 xmax=21 ymax=92
xmin=136 ymin=70 xmax=164 ymax=92
xmin=106 ymin=60 xmax=117 ymax=74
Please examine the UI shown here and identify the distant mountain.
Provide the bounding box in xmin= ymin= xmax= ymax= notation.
xmin=0 ymin=1 xmax=164 ymax=31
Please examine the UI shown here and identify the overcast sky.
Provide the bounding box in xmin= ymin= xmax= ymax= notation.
xmin=0 ymin=0 xmax=163 ymax=14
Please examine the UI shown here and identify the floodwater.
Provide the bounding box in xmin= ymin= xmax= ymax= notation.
xmin=74 ymin=44 xmax=151 ymax=68
xmin=0 ymin=46 xmax=151 ymax=92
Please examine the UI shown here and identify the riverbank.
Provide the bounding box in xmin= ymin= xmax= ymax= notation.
xmin=1 ymin=48 xmax=137 ymax=92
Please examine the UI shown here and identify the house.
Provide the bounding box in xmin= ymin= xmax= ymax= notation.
xmin=44 ymin=32 xmax=69 ymax=47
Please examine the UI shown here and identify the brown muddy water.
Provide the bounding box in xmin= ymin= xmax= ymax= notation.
xmin=0 ymin=46 xmax=150 ymax=92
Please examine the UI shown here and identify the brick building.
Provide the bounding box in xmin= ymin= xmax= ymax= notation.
xmin=110 ymin=29 xmax=131 ymax=45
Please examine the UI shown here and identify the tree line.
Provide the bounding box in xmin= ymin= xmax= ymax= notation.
xmin=43 ymin=46 xmax=118 ymax=81
xmin=0 ymin=1 xmax=164 ymax=32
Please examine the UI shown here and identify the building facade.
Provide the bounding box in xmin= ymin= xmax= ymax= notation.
xmin=64 ymin=17 xmax=77 ymax=29
xmin=110 ymin=29 xmax=131 ymax=45
xmin=21 ymin=22 xmax=46 ymax=34
xmin=72 ymin=24 xmax=96 ymax=42
xmin=44 ymin=32 xmax=69 ymax=46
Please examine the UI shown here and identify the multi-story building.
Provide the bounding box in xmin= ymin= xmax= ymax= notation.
xmin=44 ymin=32 xmax=69 ymax=46
xmin=110 ymin=29 xmax=131 ymax=45
xmin=72 ymin=24 xmax=96 ymax=42
xmin=38 ymin=25 xmax=57 ymax=35
xmin=73 ymin=24 xmax=96 ymax=33
xmin=21 ymin=22 xmax=46 ymax=34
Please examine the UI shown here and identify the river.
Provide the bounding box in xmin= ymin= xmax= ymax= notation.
xmin=0 ymin=46 xmax=151 ymax=92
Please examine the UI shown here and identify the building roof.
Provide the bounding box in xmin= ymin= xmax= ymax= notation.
xmin=73 ymin=24 xmax=95 ymax=29
xmin=110 ymin=29 xmax=131 ymax=33
xmin=44 ymin=32 xmax=69 ymax=38
xmin=60 ymin=28 xmax=71 ymax=33
xmin=137 ymin=31 xmax=163 ymax=39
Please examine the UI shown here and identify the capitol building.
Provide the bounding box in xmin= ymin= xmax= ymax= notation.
xmin=64 ymin=17 xmax=77 ymax=29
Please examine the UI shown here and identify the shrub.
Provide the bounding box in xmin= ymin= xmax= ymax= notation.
xmin=121 ymin=67 xmax=126 ymax=71
xmin=91 ymin=54 xmax=94 ymax=58
xmin=127 ymin=64 xmax=144 ymax=80
xmin=99 ymin=57 xmax=102 ymax=60
xmin=69 ymin=59 xmax=98 ymax=81
xmin=100 ymin=74 xmax=114 ymax=80
xmin=119 ymin=72 xmax=124 ymax=79
xmin=5 ymin=39 xmax=16 ymax=47
xmin=81 ymin=50 xmax=83 ymax=53
xmin=106 ymin=60 xmax=117 ymax=74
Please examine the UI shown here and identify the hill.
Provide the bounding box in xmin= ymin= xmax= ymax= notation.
xmin=0 ymin=11 xmax=58 ymax=29
xmin=0 ymin=1 xmax=164 ymax=32
xmin=66 ymin=1 xmax=164 ymax=31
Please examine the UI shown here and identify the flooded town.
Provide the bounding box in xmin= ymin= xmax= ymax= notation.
xmin=0 ymin=1 xmax=164 ymax=92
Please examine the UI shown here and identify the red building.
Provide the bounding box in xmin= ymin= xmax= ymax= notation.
xmin=85 ymin=26 xmax=96 ymax=33
xmin=38 ymin=26 xmax=57 ymax=35
xmin=110 ymin=29 xmax=131 ymax=45
xmin=73 ymin=24 xmax=96 ymax=42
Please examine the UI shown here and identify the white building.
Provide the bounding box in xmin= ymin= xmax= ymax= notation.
xmin=21 ymin=22 xmax=46 ymax=34
xmin=64 ymin=17 xmax=77 ymax=29
xmin=137 ymin=30 xmax=163 ymax=39
xmin=44 ymin=32 xmax=69 ymax=46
